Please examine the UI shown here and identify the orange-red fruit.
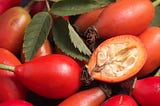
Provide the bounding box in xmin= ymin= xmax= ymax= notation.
xmin=87 ymin=35 xmax=147 ymax=83
xmin=0 ymin=48 xmax=27 ymax=102
xmin=0 ymin=0 xmax=22 ymax=15
xmin=58 ymin=87 xmax=106 ymax=106
xmin=15 ymin=54 xmax=82 ymax=99
xmin=0 ymin=99 xmax=33 ymax=106
xmin=101 ymin=94 xmax=138 ymax=106
xmin=132 ymin=76 xmax=160 ymax=106
xmin=137 ymin=27 xmax=160 ymax=77
xmin=0 ymin=7 xmax=31 ymax=56
xmin=74 ymin=7 xmax=104 ymax=33
xmin=93 ymin=0 xmax=154 ymax=39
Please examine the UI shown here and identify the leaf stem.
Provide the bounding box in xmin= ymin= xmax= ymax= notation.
xmin=45 ymin=0 xmax=51 ymax=12
xmin=153 ymin=0 xmax=160 ymax=7
xmin=0 ymin=64 xmax=15 ymax=72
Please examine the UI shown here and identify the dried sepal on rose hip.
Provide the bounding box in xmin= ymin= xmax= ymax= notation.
xmin=86 ymin=35 xmax=147 ymax=83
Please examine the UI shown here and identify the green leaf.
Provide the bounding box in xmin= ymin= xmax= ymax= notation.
xmin=68 ymin=23 xmax=91 ymax=56
xmin=150 ymin=6 xmax=160 ymax=26
xmin=51 ymin=0 xmax=113 ymax=16
xmin=52 ymin=17 xmax=91 ymax=61
xmin=23 ymin=12 xmax=52 ymax=61
xmin=94 ymin=0 xmax=115 ymax=6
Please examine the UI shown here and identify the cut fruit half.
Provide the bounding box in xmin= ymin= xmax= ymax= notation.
xmin=87 ymin=35 xmax=147 ymax=83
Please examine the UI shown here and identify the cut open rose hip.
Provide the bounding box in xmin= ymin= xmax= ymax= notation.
xmin=87 ymin=35 xmax=147 ymax=83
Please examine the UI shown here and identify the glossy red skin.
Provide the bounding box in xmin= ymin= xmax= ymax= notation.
xmin=137 ymin=27 xmax=160 ymax=77
xmin=14 ymin=54 xmax=81 ymax=99
xmin=0 ymin=99 xmax=33 ymax=106
xmin=74 ymin=7 xmax=104 ymax=32
xmin=58 ymin=87 xmax=106 ymax=106
xmin=132 ymin=76 xmax=160 ymax=106
xmin=0 ymin=0 xmax=22 ymax=15
xmin=0 ymin=48 xmax=27 ymax=102
xmin=0 ymin=7 xmax=31 ymax=56
xmin=101 ymin=94 xmax=138 ymax=106
xmin=94 ymin=0 xmax=154 ymax=39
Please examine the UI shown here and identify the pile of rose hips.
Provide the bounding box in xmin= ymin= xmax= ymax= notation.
xmin=0 ymin=0 xmax=160 ymax=106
